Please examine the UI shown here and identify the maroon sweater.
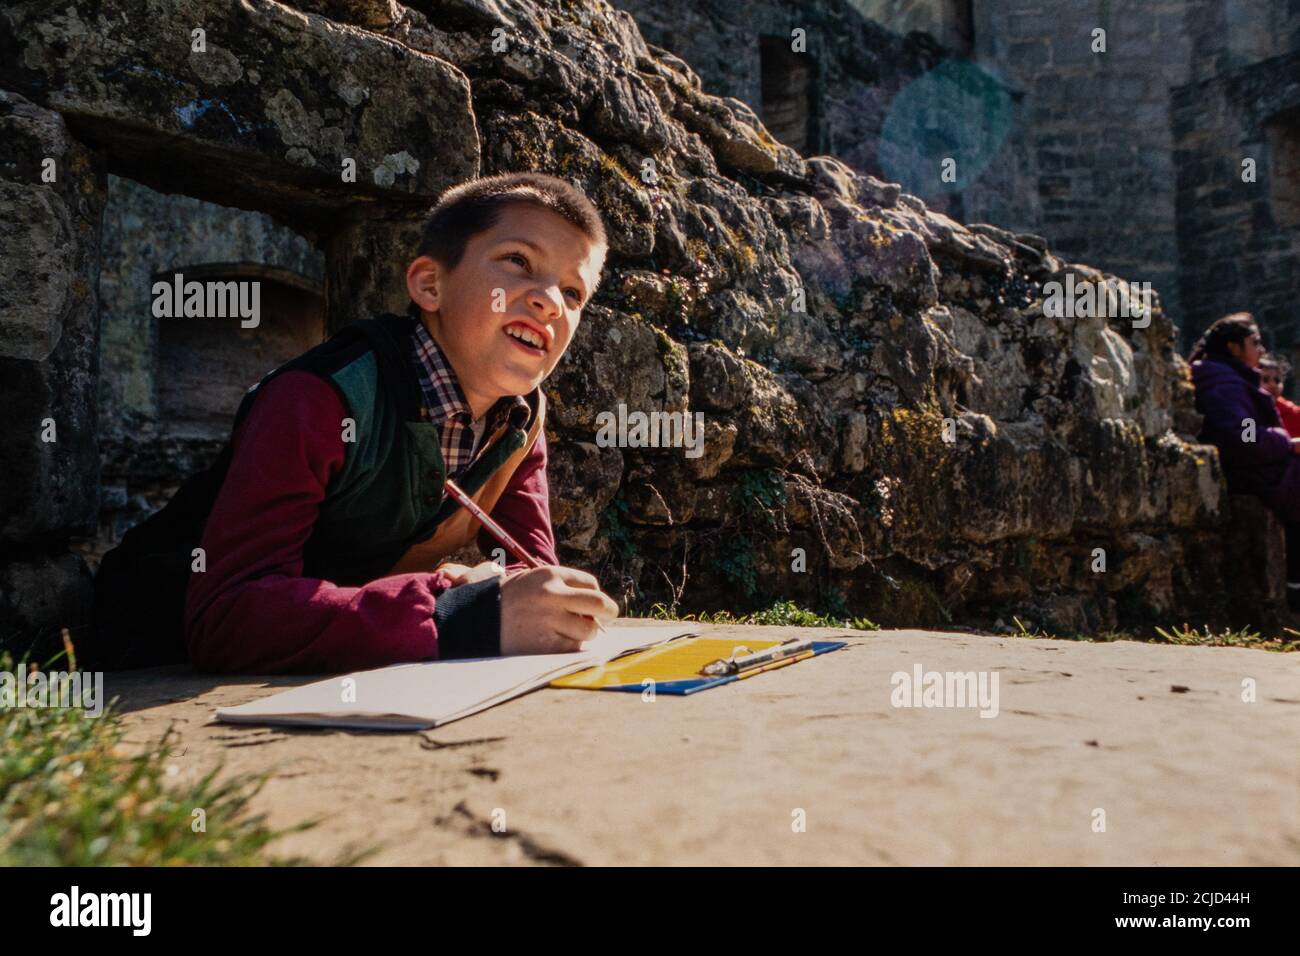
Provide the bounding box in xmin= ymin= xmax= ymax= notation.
xmin=183 ymin=370 xmax=557 ymax=674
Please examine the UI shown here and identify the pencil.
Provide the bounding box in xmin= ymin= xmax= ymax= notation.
xmin=442 ymin=478 xmax=606 ymax=633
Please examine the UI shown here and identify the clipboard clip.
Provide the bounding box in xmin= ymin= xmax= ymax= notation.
xmin=699 ymin=639 xmax=815 ymax=677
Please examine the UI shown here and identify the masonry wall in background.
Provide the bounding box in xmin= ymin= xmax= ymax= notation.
xmin=1171 ymin=0 xmax=1300 ymax=355
xmin=614 ymin=0 xmax=966 ymax=219
xmin=619 ymin=0 xmax=1300 ymax=359
xmin=967 ymin=0 xmax=1299 ymax=353
xmin=851 ymin=0 xmax=976 ymax=54
xmin=961 ymin=0 xmax=1195 ymax=327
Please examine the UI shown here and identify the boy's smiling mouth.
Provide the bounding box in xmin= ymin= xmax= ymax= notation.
xmin=502 ymin=319 xmax=549 ymax=355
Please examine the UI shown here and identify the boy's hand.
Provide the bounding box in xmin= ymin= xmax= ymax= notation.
xmin=499 ymin=566 xmax=619 ymax=655
xmin=437 ymin=561 xmax=506 ymax=587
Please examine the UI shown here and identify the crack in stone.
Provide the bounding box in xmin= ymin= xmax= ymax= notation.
xmin=419 ymin=734 xmax=507 ymax=751
xmin=443 ymin=801 xmax=583 ymax=867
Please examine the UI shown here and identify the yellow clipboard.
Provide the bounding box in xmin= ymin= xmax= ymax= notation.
xmin=548 ymin=639 xmax=790 ymax=691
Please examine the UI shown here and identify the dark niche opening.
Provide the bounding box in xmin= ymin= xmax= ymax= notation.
xmin=759 ymin=34 xmax=816 ymax=153
xmin=945 ymin=0 xmax=975 ymax=57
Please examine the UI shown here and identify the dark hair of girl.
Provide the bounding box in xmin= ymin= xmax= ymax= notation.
xmin=1188 ymin=312 xmax=1259 ymax=363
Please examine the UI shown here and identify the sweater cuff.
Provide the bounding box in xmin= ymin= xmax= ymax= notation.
xmin=432 ymin=577 xmax=503 ymax=659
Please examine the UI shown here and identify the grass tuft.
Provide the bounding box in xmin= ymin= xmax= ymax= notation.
xmin=1005 ymin=619 xmax=1298 ymax=652
xmin=638 ymin=599 xmax=879 ymax=631
xmin=0 ymin=650 xmax=364 ymax=866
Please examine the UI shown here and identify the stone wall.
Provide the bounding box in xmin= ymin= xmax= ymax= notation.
xmin=619 ymin=0 xmax=1197 ymax=329
xmin=970 ymin=0 xmax=1299 ymax=352
xmin=959 ymin=0 xmax=1195 ymax=328
xmin=0 ymin=0 xmax=1282 ymax=661
xmin=613 ymin=0 xmax=964 ymax=218
xmin=849 ymin=0 xmax=974 ymax=53
xmin=1171 ymin=0 xmax=1300 ymax=352
xmin=616 ymin=0 xmax=1300 ymax=359
xmin=0 ymin=90 xmax=104 ymax=659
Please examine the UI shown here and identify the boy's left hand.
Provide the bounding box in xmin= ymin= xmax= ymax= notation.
xmin=437 ymin=561 xmax=507 ymax=587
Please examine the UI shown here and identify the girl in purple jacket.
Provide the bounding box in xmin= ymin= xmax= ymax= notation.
xmin=1189 ymin=312 xmax=1300 ymax=603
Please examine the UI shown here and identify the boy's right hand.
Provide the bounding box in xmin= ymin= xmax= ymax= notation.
xmin=499 ymin=566 xmax=619 ymax=655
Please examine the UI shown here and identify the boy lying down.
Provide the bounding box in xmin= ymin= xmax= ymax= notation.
xmin=94 ymin=173 xmax=619 ymax=673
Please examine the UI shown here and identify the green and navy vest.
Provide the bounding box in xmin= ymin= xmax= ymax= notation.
xmin=90 ymin=312 xmax=545 ymax=668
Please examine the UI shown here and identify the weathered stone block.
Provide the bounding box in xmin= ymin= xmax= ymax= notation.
xmin=547 ymin=440 xmax=623 ymax=551
xmin=0 ymin=0 xmax=479 ymax=229
xmin=0 ymin=91 xmax=103 ymax=543
xmin=0 ymin=552 xmax=95 ymax=662
xmin=544 ymin=305 xmax=688 ymax=431
xmin=0 ymin=91 xmax=100 ymax=363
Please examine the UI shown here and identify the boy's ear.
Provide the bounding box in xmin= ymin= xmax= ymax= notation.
xmin=406 ymin=256 xmax=442 ymax=314
xmin=583 ymin=245 xmax=608 ymax=300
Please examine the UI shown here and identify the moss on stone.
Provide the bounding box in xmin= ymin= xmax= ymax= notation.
xmin=725 ymin=226 xmax=758 ymax=272
xmin=685 ymin=237 xmax=713 ymax=263
xmin=652 ymin=325 xmax=690 ymax=394
xmin=752 ymin=123 xmax=781 ymax=151
xmin=598 ymin=152 xmax=644 ymax=192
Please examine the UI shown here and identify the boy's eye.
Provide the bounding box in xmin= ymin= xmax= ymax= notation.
xmin=564 ymin=288 xmax=583 ymax=305
xmin=505 ymin=253 xmax=530 ymax=269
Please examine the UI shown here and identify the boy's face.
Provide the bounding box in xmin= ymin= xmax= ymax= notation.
xmin=1260 ymin=367 xmax=1283 ymax=397
xmin=406 ymin=203 xmax=605 ymax=418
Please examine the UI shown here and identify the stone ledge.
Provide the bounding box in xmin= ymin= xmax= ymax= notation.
xmin=106 ymin=622 xmax=1300 ymax=865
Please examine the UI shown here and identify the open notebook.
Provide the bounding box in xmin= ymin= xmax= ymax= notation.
xmin=214 ymin=622 xmax=699 ymax=731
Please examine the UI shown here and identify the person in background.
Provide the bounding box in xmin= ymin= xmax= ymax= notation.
xmin=1189 ymin=313 xmax=1300 ymax=611
xmin=1258 ymin=355 xmax=1300 ymax=438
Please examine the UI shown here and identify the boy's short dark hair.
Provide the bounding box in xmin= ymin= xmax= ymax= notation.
xmin=414 ymin=172 xmax=608 ymax=274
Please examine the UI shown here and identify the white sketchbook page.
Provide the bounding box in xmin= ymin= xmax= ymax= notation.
xmin=215 ymin=623 xmax=699 ymax=729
